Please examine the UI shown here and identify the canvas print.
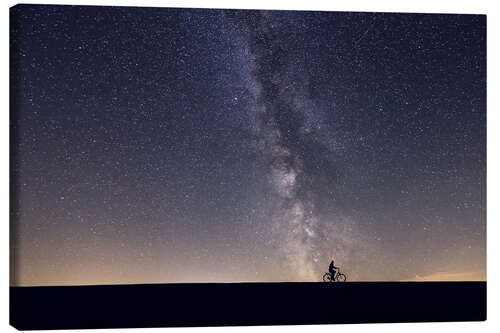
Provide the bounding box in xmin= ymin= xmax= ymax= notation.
xmin=10 ymin=4 xmax=486 ymax=329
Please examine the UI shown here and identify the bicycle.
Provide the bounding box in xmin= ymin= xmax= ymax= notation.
xmin=323 ymin=270 xmax=347 ymax=282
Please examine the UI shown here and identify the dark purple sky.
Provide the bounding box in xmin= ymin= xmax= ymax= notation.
xmin=11 ymin=5 xmax=485 ymax=285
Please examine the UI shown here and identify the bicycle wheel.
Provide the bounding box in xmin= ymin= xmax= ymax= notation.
xmin=323 ymin=272 xmax=332 ymax=282
xmin=336 ymin=273 xmax=347 ymax=282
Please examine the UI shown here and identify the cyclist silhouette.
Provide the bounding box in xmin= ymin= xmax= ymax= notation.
xmin=323 ymin=259 xmax=346 ymax=282
xmin=329 ymin=260 xmax=338 ymax=280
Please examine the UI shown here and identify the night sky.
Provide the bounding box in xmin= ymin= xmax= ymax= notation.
xmin=10 ymin=5 xmax=486 ymax=286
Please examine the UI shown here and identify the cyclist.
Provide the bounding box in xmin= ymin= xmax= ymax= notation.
xmin=328 ymin=259 xmax=338 ymax=281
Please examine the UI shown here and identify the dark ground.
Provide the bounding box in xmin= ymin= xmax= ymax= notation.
xmin=10 ymin=282 xmax=486 ymax=330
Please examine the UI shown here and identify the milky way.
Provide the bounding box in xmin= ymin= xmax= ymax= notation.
xmin=11 ymin=5 xmax=486 ymax=285
xmin=227 ymin=12 xmax=377 ymax=280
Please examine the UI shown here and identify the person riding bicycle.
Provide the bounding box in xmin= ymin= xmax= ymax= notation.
xmin=328 ymin=259 xmax=338 ymax=281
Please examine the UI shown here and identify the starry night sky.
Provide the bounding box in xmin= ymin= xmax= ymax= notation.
xmin=10 ymin=5 xmax=486 ymax=286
